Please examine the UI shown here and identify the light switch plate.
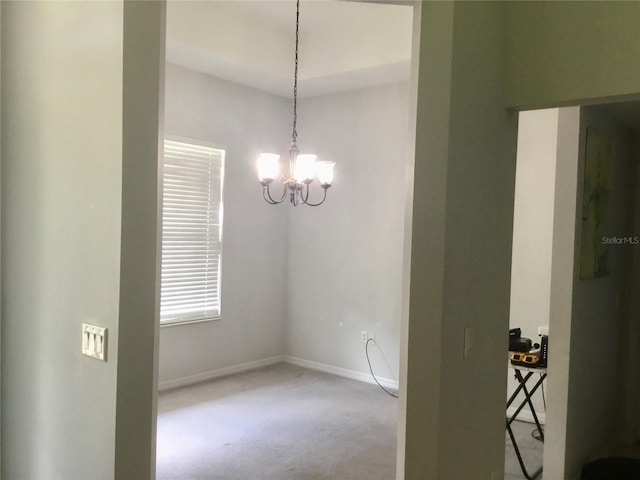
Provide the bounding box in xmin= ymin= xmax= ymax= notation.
xmin=82 ymin=323 xmax=107 ymax=361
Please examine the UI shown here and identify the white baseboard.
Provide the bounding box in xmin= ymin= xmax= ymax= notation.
xmin=507 ymin=406 xmax=546 ymax=425
xmin=283 ymin=355 xmax=400 ymax=391
xmin=158 ymin=355 xmax=285 ymax=391
xmin=158 ymin=354 xmax=399 ymax=393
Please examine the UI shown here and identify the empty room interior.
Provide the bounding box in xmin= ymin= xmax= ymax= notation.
xmin=157 ymin=2 xmax=640 ymax=479
xmin=157 ymin=1 xmax=411 ymax=478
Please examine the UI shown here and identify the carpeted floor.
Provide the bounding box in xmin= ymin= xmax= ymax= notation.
xmin=505 ymin=421 xmax=544 ymax=480
xmin=157 ymin=362 xmax=543 ymax=479
xmin=157 ymin=363 xmax=398 ymax=480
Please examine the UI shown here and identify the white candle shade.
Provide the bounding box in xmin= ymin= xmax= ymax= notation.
xmin=316 ymin=160 xmax=335 ymax=186
xmin=257 ymin=153 xmax=281 ymax=182
xmin=294 ymin=154 xmax=317 ymax=183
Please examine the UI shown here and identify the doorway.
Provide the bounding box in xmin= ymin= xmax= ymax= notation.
xmin=506 ymin=104 xmax=640 ymax=479
xmin=156 ymin=1 xmax=414 ymax=478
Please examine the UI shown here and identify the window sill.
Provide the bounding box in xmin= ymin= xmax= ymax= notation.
xmin=160 ymin=316 xmax=221 ymax=328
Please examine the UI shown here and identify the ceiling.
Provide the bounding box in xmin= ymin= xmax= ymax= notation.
xmin=596 ymin=100 xmax=640 ymax=131
xmin=165 ymin=3 xmax=640 ymax=126
xmin=166 ymin=0 xmax=414 ymax=98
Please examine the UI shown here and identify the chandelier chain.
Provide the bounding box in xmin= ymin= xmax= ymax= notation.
xmin=292 ymin=0 xmax=300 ymax=144
xmin=256 ymin=0 xmax=333 ymax=208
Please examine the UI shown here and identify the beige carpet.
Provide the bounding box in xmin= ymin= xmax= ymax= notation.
xmin=157 ymin=363 xmax=398 ymax=479
xmin=157 ymin=362 xmax=542 ymax=479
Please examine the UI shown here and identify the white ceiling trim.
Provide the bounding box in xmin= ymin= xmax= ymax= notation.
xmin=167 ymin=39 xmax=411 ymax=99
xmin=166 ymin=0 xmax=413 ymax=98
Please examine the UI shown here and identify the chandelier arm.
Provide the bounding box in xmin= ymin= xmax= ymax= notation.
xmin=263 ymin=184 xmax=287 ymax=204
xmin=300 ymin=186 xmax=328 ymax=207
xmin=299 ymin=182 xmax=310 ymax=203
xmin=262 ymin=186 xmax=278 ymax=204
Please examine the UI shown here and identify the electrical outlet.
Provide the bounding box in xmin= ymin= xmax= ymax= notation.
xmin=361 ymin=331 xmax=376 ymax=344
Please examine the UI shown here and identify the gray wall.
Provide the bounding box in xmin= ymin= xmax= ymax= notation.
xmin=506 ymin=2 xmax=640 ymax=109
xmin=1 ymin=2 xmax=123 ymax=477
xmin=630 ymin=135 xmax=640 ymax=442
xmin=555 ymin=106 xmax=635 ymax=478
xmin=160 ymin=63 xmax=289 ymax=383
xmin=1 ymin=2 xmax=164 ymax=478
xmin=287 ymin=82 xmax=408 ymax=380
xmin=160 ymin=64 xmax=407 ymax=384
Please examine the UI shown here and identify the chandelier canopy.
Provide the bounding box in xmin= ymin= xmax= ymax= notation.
xmin=257 ymin=0 xmax=335 ymax=207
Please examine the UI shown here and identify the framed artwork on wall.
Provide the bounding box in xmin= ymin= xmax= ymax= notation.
xmin=579 ymin=128 xmax=613 ymax=280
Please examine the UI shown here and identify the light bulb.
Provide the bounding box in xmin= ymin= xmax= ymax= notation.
xmin=257 ymin=153 xmax=280 ymax=183
xmin=317 ymin=160 xmax=335 ymax=186
xmin=294 ymin=154 xmax=317 ymax=183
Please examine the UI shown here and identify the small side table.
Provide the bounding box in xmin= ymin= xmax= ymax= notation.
xmin=507 ymin=362 xmax=547 ymax=480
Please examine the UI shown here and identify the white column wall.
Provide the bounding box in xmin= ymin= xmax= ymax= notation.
xmin=400 ymin=3 xmax=518 ymax=478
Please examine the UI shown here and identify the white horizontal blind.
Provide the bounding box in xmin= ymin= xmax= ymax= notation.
xmin=161 ymin=139 xmax=224 ymax=324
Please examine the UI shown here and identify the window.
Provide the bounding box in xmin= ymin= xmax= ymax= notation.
xmin=160 ymin=138 xmax=225 ymax=325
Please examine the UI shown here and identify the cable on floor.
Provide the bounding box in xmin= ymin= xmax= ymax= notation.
xmin=366 ymin=338 xmax=398 ymax=398
xmin=531 ymin=427 xmax=544 ymax=442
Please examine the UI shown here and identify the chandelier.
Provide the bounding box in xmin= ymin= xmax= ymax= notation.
xmin=257 ymin=0 xmax=335 ymax=207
